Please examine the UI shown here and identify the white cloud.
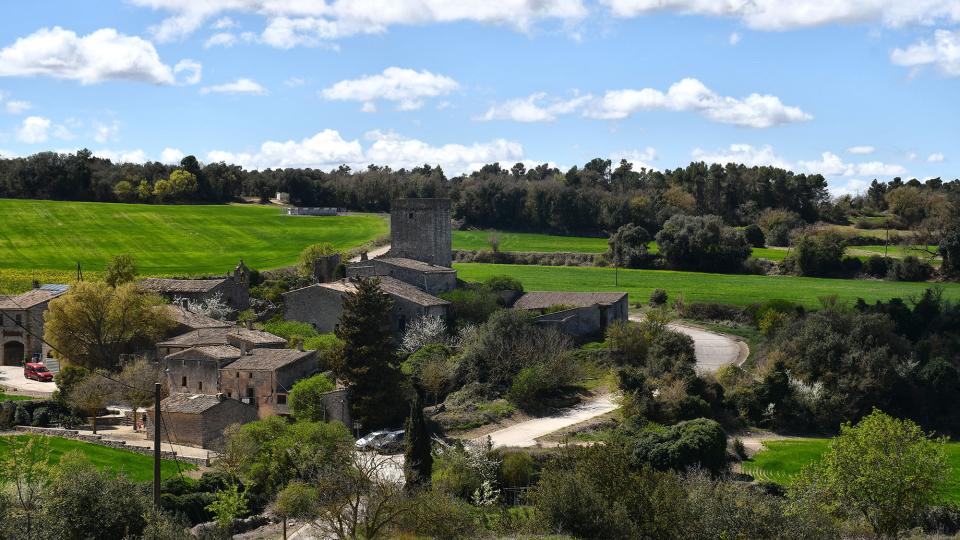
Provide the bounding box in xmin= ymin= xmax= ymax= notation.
xmin=212 ymin=16 xmax=237 ymax=30
xmin=205 ymin=32 xmax=237 ymax=47
xmin=692 ymin=143 xmax=793 ymax=169
xmin=161 ymin=147 xmax=185 ymax=163
xmin=174 ymin=59 xmax=202 ymax=85
xmin=929 ymin=152 xmax=945 ymax=162
xmin=5 ymin=100 xmax=31 ymax=114
xmin=847 ymin=145 xmax=875 ymax=154
xmin=691 ymin=144 xmax=907 ymax=181
xmin=200 ymin=78 xmax=267 ymax=95
xmin=93 ymin=148 xmax=150 ymax=163
xmin=0 ymin=27 xmax=179 ymax=85
xmin=830 ymin=178 xmax=873 ymax=197
xmin=798 ymin=151 xmax=907 ymax=176
xmin=130 ymin=0 xmax=587 ymax=45
xmin=602 ymin=0 xmax=960 ymax=30
xmin=586 ymin=78 xmax=812 ymax=127
xmin=891 ymin=29 xmax=960 ymax=77
xmin=478 ymin=92 xmax=592 ymax=122
xmin=612 ymin=147 xmax=658 ymax=170
xmin=728 ymin=31 xmax=741 ymax=45
xmin=320 ymin=67 xmax=458 ymax=111
xmin=206 ymin=128 xmax=525 ymax=176
xmin=17 ymin=116 xmax=53 ymax=143
xmin=93 ymin=120 xmax=120 ymax=143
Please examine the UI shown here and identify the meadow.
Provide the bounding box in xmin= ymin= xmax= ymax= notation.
xmin=454 ymin=263 xmax=960 ymax=308
xmin=0 ymin=434 xmax=193 ymax=482
xmin=0 ymin=199 xmax=388 ymax=293
xmin=742 ymin=438 xmax=960 ymax=503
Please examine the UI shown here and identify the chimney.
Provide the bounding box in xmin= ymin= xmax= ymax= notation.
xmin=297 ymin=341 xmax=305 ymax=352
xmin=31 ymin=280 xmax=40 ymax=289
xmin=245 ymin=319 xmax=253 ymax=330
xmin=239 ymin=342 xmax=247 ymax=356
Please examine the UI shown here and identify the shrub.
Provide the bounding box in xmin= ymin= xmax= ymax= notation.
xmin=397 ymin=490 xmax=478 ymax=539
xmin=627 ymin=418 xmax=728 ymax=474
xmin=758 ymin=209 xmax=802 ymax=247
xmin=649 ymin=288 xmax=668 ymax=306
xmin=863 ymin=255 xmax=891 ymax=278
xmin=288 ymin=374 xmax=336 ymax=423
xmin=30 ymin=407 xmax=49 ymax=427
xmin=790 ymin=230 xmax=847 ymax=277
xmin=732 ymin=438 xmax=747 ymax=460
xmin=440 ymin=288 xmax=501 ymax=325
xmin=500 ymin=451 xmax=536 ymax=488
xmin=13 ymin=403 xmax=29 ymax=426
xmin=508 ymin=367 xmax=546 ymax=409
xmin=743 ymin=224 xmax=766 ymax=247
xmin=681 ymin=302 xmax=745 ymax=323
xmin=655 ymin=214 xmax=752 ymax=273
xmin=887 ymin=255 xmax=933 ymax=282
xmin=607 ymin=223 xmax=651 ymax=269
xmin=482 ymin=275 xmax=524 ymax=292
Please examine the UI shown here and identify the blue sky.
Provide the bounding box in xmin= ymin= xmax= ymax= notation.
xmin=0 ymin=1 xmax=957 ymax=195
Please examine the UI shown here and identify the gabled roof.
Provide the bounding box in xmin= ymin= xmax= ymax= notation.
xmin=318 ymin=276 xmax=448 ymax=307
xmin=375 ymin=257 xmax=455 ymax=273
xmin=162 ymin=305 xmax=232 ymax=331
xmin=139 ymin=278 xmax=226 ymax=294
xmin=0 ymin=286 xmax=68 ymax=310
xmin=158 ymin=327 xmax=286 ymax=349
xmin=160 ymin=393 xmax=225 ymax=414
xmin=223 ymin=348 xmax=314 ymax=371
xmin=513 ymin=291 xmax=628 ymax=311
xmin=165 ymin=345 xmax=242 ymax=362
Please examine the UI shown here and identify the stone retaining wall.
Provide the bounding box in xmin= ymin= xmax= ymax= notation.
xmin=13 ymin=426 xmax=210 ymax=466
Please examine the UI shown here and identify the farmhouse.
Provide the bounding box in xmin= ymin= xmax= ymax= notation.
xmin=156 ymin=325 xmax=286 ymax=357
xmin=346 ymin=257 xmax=456 ymax=296
xmin=161 ymin=304 xmax=231 ymax=336
xmin=284 ymin=276 xmax=449 ymax=335
xmin=0 ymin=284 xmax=68 ymax=365
xmin=513 ymin=291 xmax=629 ymax=340
xmin=146 ymin=393 xmax=258 ymax=448
xmin=138 ymin=260 xmax=251 ymax=311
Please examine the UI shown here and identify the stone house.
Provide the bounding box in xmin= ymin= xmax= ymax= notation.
xmin=156 ymin=326 xmax=286 ymax=357
xmin=0 ymin=284 xmax=68 ymax=365
xmin=346 ymin=257 xmax=456 ymax=296
xmin=217 ymin=348 xmax=318 ymax=417
xmin=161 ymin=305 xmax=231 ymax=337
xmin=146 ymin=393 xmax=258 ymax=448
xmin=512 ymin=291 xmax=629 ymax=340
xmin=163 ymin=345 xmax=243 ymax=395
xmin=284 ymin=276 xmax=449 ymax=335
xmin=138 ymin=261 xmax=251 ymax=311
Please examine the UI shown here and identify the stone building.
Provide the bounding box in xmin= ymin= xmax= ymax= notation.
xmin=156 ymin=326 xmax=286 ymax=358
xmin=513 ymin=291 xmax=629 ymax=340
xmin=161 ymin=305 xmax=231 ymax=337
xmin=389 ymin=198 xmax=452 ymax=267
xmin=217 ymin=348 xmax=317 ymax=417
xmin=284 ymin=276 xmax=449 ymax=335
xmin=138 ymin=261 xmax=251 ymax=311
xmin=346 ymin=257 xmax=456 ymax=296
xmin=146 ymin=393 xmax=258 ymax=448
xmin=0 ymin=284 xmax=68 ymax=365
xmin=163 ymin=345 xmax=243 ymax=395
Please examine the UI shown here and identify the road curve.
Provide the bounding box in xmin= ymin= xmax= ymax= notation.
xmin=628 ymin=315 xmax=744 ymax=373
xmin=477 ymin=394 xmax=619 ymax=449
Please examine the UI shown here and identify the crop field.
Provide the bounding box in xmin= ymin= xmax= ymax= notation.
xmin=0 ymin=434 xmax=193 ymax=482
xmin=454 ymin=263 xmax=960 ymax=308
xmin=742 ymin=438 xmax=960 ymax=503
xmin=453 ymin=230 xmax=608 ymax=253
xmin=0 ymin=199 xmax=388 ymax=294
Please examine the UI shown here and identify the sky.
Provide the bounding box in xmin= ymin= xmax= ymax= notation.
xmin=0 ymin=1 xmax=957 ymax=196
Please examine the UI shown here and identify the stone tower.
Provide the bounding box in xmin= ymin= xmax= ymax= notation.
xmin=390 ymin=198 xmax=452 ymax=267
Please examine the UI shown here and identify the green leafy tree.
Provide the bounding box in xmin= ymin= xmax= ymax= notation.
xmin=288 ymin=374 xmax=336 ymax=423
xmin=655 ymin=214 xmax=751 ymax=272
xmin=403 ymin=389 xmax=432 ymax=489
xmin=607 ymin=223 xmax=651 ymax=269
xmin=0 ymin=436 xmax=50 ymax=539
xmin=790 ymin=409 xmax=948 ymax=539
xmin=298 ymin=242 xmax=340 ymax=278
xmin=790 ymin=230 xmax=847 ymax=277
xmin=44 ymin=281 xmax=173 ymax=371
xmin=334 ymin=277 xmax=405 ymax=429
xmin=113 ymin=180 xmax=134 ymax=201
xmin=104 ymin=254 xmax=137 ymax=287
xmin=206 ymin=483 xmax=248 ymax=532
xmin=67 ymin=370 xmax=117 ymax=434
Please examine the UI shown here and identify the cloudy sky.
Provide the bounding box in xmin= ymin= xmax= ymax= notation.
xmin=0 ymin=1 xmax=957 ymax=195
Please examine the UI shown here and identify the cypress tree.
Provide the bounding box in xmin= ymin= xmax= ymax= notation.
xmin=404 ymin=388 xmax=432 ymax=489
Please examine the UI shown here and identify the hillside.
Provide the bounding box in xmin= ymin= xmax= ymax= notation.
xmin=0 ymin=199 xmax=387 ymax=293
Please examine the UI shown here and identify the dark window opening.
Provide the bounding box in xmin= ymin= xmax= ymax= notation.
xmin=181 ymin=376 xmax=187 ymax=387
xmin=198 ymin=381 xmax=203 ymax=391
xmin=399 ymin=315 xmax=407 ymax=332
xmin=277 ymin=394 xmax=287 ymax=405
xmin=246 ymin=387 xmax=254 ymax=398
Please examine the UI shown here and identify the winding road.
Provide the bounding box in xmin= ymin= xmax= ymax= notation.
xmin=629 ymin=314 xmax=746 ymax=373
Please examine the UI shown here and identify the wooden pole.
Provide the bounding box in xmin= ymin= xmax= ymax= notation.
xmin=153 ymin=383 xmax=161 ymax=508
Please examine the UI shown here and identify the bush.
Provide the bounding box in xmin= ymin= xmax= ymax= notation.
xmin=288 ymin=374 xmax=336 ymax=423
xmin=507 ymin=367 xmax=546 ymax=409
xmin=482 ymin=275 xmax=524 ymax=292
xmin=743 ymin=224 xmax=766 ymax=247
xmin=681 ymin=302 xmax=745 ymax=323
xmin=30 ymin=407 xmax=49 ymax=427
xmin=758 ymin=209 xmax=802 ymax=247
xmin=655 ymin=214 xmax=752 ymax=273
xmin=397 ymin=490 xmax=478 ymax=539
xmin=864 ymin=255 xmax=891 ymax=278
xmin=607 ymin=223 xmax=651 ymax=269
xmin=13 ymin=403 xmax=29 ymax=426
xmin=627 ymin=418 xmax=728 ymax=474
xmin=887 ymin=255 xmax=933 ymax=281
xmin=790 ymin=230 xmax=847 ymax=277
xmin=500 ymin=451 xmax=536 ymax=488
xmin=440 ymin=288 xmax=501 ymax=325
xmin=649 ymin=288 xmax=668 ymax=306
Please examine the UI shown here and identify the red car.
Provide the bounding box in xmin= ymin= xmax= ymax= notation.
xmin=23 ymin=362 xmax=53 ymax=382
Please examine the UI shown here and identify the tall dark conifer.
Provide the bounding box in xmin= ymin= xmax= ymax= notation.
xmin=404 ymin=388 xmax=432 ymax=489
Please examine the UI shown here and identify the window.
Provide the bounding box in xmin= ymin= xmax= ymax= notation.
xmin=408 ymin=212 xmax=414 ymax=219
xmin=14 ymin=314 xmax=21 ymax=326
xmin=277 ymin=394 xmax=287 ymax=405
xmin=181 ymin=376 xmax=187 ymax=387
xmin=198 ymin=381 xmax=203 ymax=392
xmin=248 ymin=372 xmax=253 ymax=379
xmin=226 ymin=392 xmax=232 ymax=398
xmin=246 ymin=387 xmax=254 ymax=398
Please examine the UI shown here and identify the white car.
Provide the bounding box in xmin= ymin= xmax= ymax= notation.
xmin=354 ymin=430 xmax=390 ymax=450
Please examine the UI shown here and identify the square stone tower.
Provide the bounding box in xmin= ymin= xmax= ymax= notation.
xmin=390 ymin=198 xmax=452 ymax=267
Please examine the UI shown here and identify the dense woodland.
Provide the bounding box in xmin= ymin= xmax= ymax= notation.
xmin=5 ymin=149 xmax=957 ymax=236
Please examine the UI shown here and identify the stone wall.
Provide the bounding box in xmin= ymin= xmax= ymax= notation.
xmin=371 ymin=259 xmax=456 ymax=295
xmin=146 ymin=399 xmax=258 ymax=448
xmin=163 ymin=350 xmax=223 ymax=396
xmin=284 ymin=285 xmax=344 ymax=334
xmin=14 ymin=426 xmax=210 ymax=466
xmin=390 ymin=198 xmax=452 ymax=267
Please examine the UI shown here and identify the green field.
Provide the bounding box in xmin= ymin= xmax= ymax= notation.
xmin=0 ymin=391 xmax=35 ymax=402
xmin=453 ymin=230 xmax=609 ymax=253
xmin=742 ymin=438 xmax=960 ymax=503
xmin=0 ymin=199 xmax=388 ymax=293
xmin=0 ymin=434 xmax=193 ymax=482
xmin=454 ymin=263 xmax=960 ymax=308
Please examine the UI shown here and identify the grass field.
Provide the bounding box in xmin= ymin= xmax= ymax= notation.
xmin=0 ymin=199 xmax=388 ymax=293
xmin=0 ymin=391 xmax=35 ymax=401
xmin=454 ymin=263 xmax=960 ymax=308
xmin=742 ymin=438 xmax=960 ymax=503
xmin=453 ymin=230 xmax=609 ymax=253
xmin=0 ymin=434 xmax=193 ymax=482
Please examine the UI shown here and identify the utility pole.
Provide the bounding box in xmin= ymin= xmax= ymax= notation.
xmin=153 ymin=382 xmax=161 ymax=508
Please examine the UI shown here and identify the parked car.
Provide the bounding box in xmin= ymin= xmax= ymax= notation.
xmin=355 ymin=430 xmax=390 ymax=450
xmin=23 ymin=362 xmax=53 ymax=382
xmin=371 ymin=429 xmax=406 ymax=454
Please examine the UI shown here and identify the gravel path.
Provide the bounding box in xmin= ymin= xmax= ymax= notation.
xmin=477 ymin=394 xmax=619 ymax=448
xmin=628 ymin=315 xmax=745 ymax=373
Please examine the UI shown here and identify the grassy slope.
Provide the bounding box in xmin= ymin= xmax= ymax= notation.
xmin=0 ymin=199 xmax=388 ymax=293
xmin=454 ymin=263 xmax=960 ymax=308
xmin=742 ymin=438 xmax=960 ymax=503
xmin=0 ymin=392 xmax=35 ymax=401
xmin=0 ymin=434 xmax=193 ymax=482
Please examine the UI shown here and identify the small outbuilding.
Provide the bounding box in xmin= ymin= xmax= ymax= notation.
xmin=146 ymin=393 xmax=258 ymax=448
xmin=513 ymin=291 xmax=629 ymax=340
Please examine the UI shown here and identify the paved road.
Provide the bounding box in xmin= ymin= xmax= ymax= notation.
xmin=478 ymin=394 xmax=619 ymax=448
xmin=628 ymin=315 xmax=744 ymax=373
xmin=348 ymin=244 xmax=391 ymax=263
xmin=0 ymin=365 xmax=56 ymax=396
